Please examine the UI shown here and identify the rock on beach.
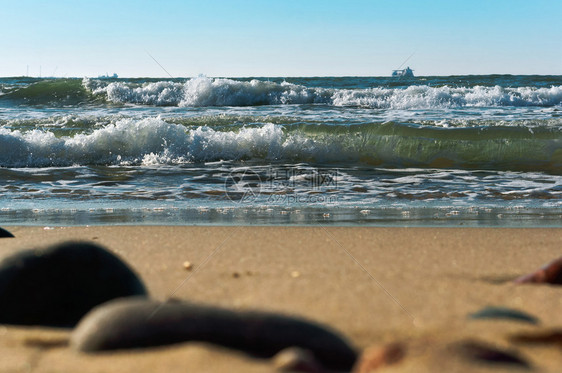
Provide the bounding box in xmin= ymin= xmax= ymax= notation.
xmin=0 ymin=227 xmax=14 ymax=238
xmin=71 ymin=298 xmax=358 ymax=372
xmin=0 ymin=241 xmax=147 ymax=327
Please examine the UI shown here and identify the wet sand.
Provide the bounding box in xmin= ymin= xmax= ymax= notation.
xmin=0 ymin=226 xmax=561 ymax=372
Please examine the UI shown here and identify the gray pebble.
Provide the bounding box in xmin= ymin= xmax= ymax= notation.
xmin=71 ymin=298 xmax=357 ymax=371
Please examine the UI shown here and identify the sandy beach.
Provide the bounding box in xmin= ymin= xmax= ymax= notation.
xmin=2 ymin=1 xmax=561 ymax=372
xmin=0 ymin=226 xmax=561 ymax=372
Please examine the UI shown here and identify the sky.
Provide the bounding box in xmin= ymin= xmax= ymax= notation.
xmin=1 ymin=0 xmax=561 ymax=77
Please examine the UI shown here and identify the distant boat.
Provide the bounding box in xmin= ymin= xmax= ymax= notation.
xmin=97 ymin=73 xmax=118 ymax=79
xmin=392 ymin=67 xmax=414 ymax=78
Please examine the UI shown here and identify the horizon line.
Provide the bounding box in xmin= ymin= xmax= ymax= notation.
xmin=2 ymin=73 xmax=561 ymax=79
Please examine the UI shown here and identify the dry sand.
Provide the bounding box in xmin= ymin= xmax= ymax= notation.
xmin=0 ymin=226 xmax=561 ymax=372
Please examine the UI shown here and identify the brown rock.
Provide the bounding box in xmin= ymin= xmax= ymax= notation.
xmin=514 ymin=256 xmax=562 ymax=285
xmin=353 ymin=343 xmax=405 ymax=372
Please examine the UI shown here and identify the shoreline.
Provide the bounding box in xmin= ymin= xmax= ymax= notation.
xmin=1 ymin=226 xmax=561 ymax=372
xmin=1 ymin=205 xmax=561 ymax=228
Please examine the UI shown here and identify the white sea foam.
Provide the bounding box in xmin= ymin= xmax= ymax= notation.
xmin=0 ymin=118 xmax=342 ymax=167
xmin=332 ymin=85 xmax=562 ymax=109
xmin=0 ymin=118 xmax=187 ymax=167
xmin=84 ymin=76 xmax=330 ymax=107
xmin=83 ymin=77 xmax=562 ymax=108
xmin=84 ymin=79 xmax=186 ymax=106
xmin=1 ymin=116 xmax=559 ymax=169
xmin=179 ymin=77 xmax=329 ymax=106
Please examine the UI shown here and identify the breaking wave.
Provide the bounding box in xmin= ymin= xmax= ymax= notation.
xmin=2 ymin=77 xmax=561 ymax=108
xmin=85 ymin=76 xmax=562 ymax=108
xmin=1 ymin=117 xmax=560 ymax=173
xmin=83 ymin=77 xmax=332 ymax=106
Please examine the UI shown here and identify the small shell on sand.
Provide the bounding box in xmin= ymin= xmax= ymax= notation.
xmin=272 ymin=347 xmax=324 ymax=372
xmin=291 ymin=271 xmax=301 ymax=278
xmin=183 ymin=261 xmax=193 ymax=270
xmin=514 ymin=256 xmax=562 ymax=285
xmin=71 ymin=298 xmax=357 ymax=372
xmin=352 ymin=343 xmax=405 ymax=373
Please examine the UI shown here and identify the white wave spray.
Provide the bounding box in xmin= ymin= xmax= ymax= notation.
xmin=83 ymin=76 xmax=562 ymax=108
xmin=0 ymin=118 xmax=347 ymax=167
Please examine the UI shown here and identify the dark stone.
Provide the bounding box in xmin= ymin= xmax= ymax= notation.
xmin=71 ymin=298 xmax=357 ymax=372
xmin=0 ymin=227 xmax=14 ymax=238
xmin=0 ymin=242 xmax=147 ymax=327
xmin=468 ymin=306 xmax=539 ymax=325
xmin=510 ymin=329 xmax=562 ymax=347
xmin=514 ymin=256 xmax=562 ymax=285
xmin=451 ymin=340 xmax=530 ymax=369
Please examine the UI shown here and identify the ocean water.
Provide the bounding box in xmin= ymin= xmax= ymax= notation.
xmin=0 ymin=75 xmax=561 ymax=226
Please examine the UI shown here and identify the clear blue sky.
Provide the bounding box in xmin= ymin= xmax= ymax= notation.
xmin=2 ymin=0 xmax=560 ymax=77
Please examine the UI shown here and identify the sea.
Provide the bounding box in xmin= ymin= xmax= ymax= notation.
xmin=0 ymin=75 xmax=561 ymax=226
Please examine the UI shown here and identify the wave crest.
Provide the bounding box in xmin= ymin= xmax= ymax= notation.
xmin=84 ymin=76 xmax=330 ymax=107
xmin=1 ymin=118 xmax=560 ymax=172
xmin=83 ymin=76 xmax=562 ymax=108
xmin=332 ymin=85 xmax=562 ymax=108
xmin=3 ymin=77 xmax=560 ymax=108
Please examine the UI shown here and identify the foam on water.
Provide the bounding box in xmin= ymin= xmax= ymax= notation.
xmin=1 ymin=117 xmax=560 ymax=172
xmin=83 ymin=77 xmax=562 ymax=108
xmin=0 ymin=118 xmax=341 ymax=167
xmin=84 ymin=77 xmax=330 ymax=107
xmin=332 ymin=85 xmax=562 ymax=109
